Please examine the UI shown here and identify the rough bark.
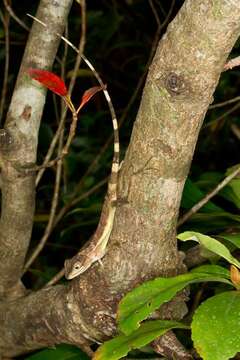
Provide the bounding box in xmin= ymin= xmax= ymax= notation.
xmin=0 ymin=0 xmax=73 ymax=299
xmin=0 ymin=285 xmax=92 ymax=357
xmin=74 ymin=0 xmax=240 ymax=337
xmin=1 ymin=0 xmax=240 ymax=357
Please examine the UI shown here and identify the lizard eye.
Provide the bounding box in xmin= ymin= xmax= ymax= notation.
xmin=74 ymin=264 xmax=81 ymax=270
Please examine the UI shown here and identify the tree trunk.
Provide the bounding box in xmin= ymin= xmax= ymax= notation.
xmin=0 ymin=0 xmax=73 ymax=299
xmin=1 ymin=0 xmax=240 ymax=357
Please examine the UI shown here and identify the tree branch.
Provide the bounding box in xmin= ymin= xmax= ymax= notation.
xmin=0 ymin=0 xmax=73 ymax=298
xmin=0 ymin=284 xmax=93 ymax=357
xmin=67 ymin=0 xmax=240 ymax=337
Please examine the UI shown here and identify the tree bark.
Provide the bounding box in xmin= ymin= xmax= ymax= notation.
xmin=0 ymin=0 xmax=73 ymax=299
xmin=1 ymin=0 xmax=240 ymax=357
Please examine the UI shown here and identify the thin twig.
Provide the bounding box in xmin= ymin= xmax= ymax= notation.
xmin=203 ymin=101 xmax=240 ymax=129
xmin=68 ymin=0 xmax=86 ymax=96
xmin=23 ymin=131 xmax=64 ymax=272
xmin=0 ymin=8 xmax=10 ymax=124
xmin=36 ymin=114 xmax=66 ymax=185
xmin=44 ymin=268 xmax=65 ymax=287
xmin=60 ymin=22 xmax=69 ymax=105
xmin=36 ymin=0 xmax=86 ymax=180
xmin=224 ymin=56 xmax=240 ymax=71
xmin=29 ymin=7 xmax=114 ymax=186
xmin=209 ymin=95 xmax=240 ymax=109
xmin=3 ymin=0 xmax=30 ymax=31
xmin=159 ymin=0 xmax=176 ymax=31
xmin=148 ymin=0 xmax=161 ymax=28
xmin=27 ymin=14 xmax=117 ymax=135
xmin=178 ymin=165 xmax=240 ymax=226
xmin=53 ymin=177 xmax=108 ymax=228
xmin=31 ymin=100 xmax=78 ymax=172
xmin=23 ymin=24 xmax=73 ymax=271
xmin=60 ymin=23 xmax=69 ymax=192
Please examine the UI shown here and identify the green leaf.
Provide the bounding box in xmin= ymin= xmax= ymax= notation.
xmin=94 ymin=320 xmax=188 ymax=360
xmin=191 ymin=264 xmax=230 ymax=279
xmin=26 ymin=344 xmax=89 ymax=360
xmin=178 ymin=231 xmax=240 ymax=268
xmin=117 ymin=271 xmax=232 ymax=335
xmin=182 ymin=178 xmax=222 ymax=212
xmin=192 ymin=291 xmax=240 ymax=360
xmin=228 ymin=178 xmax=240 ymax=202
xmin=218 ymin=233 xmax=240 ymax=249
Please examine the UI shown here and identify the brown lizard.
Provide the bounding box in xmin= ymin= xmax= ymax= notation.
xmin=26 ymin=15 xmax=121 ymax=280
xmin=64 ymin=90 xmax=120 ymax=280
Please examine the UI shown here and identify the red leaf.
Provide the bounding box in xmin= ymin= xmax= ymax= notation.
xmin=28 ymin=68 xmax=68 ymax=96
xmin=77 ymin=85 xmax=105 ymax=113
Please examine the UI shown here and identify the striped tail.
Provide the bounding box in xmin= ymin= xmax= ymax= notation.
xmin=81 ymin=55 xmax=120 ymax=202
xmin=102 ymin=90 xmax=120 ymax=203
xmin=27 ymin=16 xmax=120 ymax=197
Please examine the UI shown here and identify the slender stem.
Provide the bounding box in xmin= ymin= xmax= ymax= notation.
xmin=3 ymin=0 xmax=30 ymax=31
xmin=203 ymin=102 xmax=240 ymax=129
xmin=224 ymin=55 xmax=240 ymax=71
xmin=23 ymin=131 xmax=64 ymax=272
xmin=35 ymin=1 xmax=87 ymax=184
xmin=178 ymin=165 xmax=240 ymax=226
xmin=44 ymin=269 xmax=65 ymax=287
xmin=209 ymin=95 xmax=240 ymax=109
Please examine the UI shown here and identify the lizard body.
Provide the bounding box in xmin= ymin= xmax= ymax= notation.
xmin=64 ymin=92 xmax=120 ymax=280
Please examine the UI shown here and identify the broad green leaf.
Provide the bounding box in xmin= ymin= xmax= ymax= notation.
xmin=181 ymin=178 xmax=222 ymax=212
xmin=94 ymin=320 xmax=188 ymax=360
xmin=191 ymin=264 xmax=230 ymax=279
xmin=192 ymin=291 xmax=240 ymax=360
xmin=26 ymin=344 xmax=89 ymax=360
xmin=218 ymin=233 xmax=240 ymax=249
xmin=229 ymin=178 xmax=240 ymax=202
xmin=117 ymin=271 xmax=232 ymax=335
xmin=178 ymin=231 xmax=240 ymax=268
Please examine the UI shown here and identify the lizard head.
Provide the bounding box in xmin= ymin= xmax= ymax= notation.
xmin=64 ymin=256 xmax=88 ymax=280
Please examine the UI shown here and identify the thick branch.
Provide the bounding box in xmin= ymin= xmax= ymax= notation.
xmin=0 ymin=0 xmax=73 ymax=298
xmin=66 ymin=0 xmax=240 ymax=338
xmin=0 ymin=284 xmax=92 ymax=357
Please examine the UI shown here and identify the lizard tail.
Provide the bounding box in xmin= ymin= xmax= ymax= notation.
xmin=81 ymin=55 xmax=120 ymax=202
xmin=102 ymin=90 xmax=120 ymax=203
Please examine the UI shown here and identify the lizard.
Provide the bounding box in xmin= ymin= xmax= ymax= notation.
xmin=64 ymin=90 xmax=120 ymax=280
xmin=26 ymin=14 xmax=121 ymax=280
